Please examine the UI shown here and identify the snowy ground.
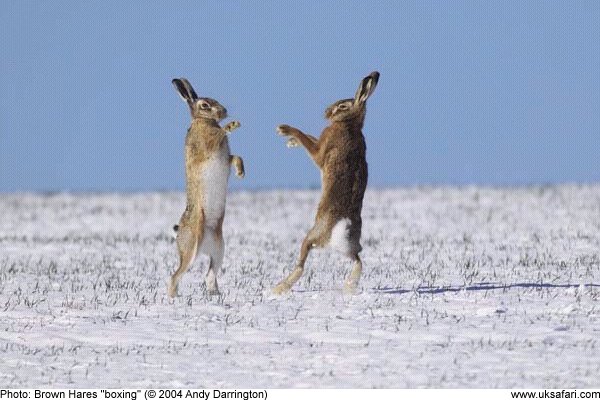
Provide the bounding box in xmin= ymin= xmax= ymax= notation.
xmin=1 ymin=187 xmax=599 ymax=388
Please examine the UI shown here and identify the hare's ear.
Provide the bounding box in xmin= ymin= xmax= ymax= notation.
xmin=179 ymin=78 xmax=198 ymax=100
xmin=172 ymin=78 xmax=199 ymax=102
xmin=354 ymin=71 xmax=380 ymax=105
xmin=172 ymin=78 xmax=193 ymax=103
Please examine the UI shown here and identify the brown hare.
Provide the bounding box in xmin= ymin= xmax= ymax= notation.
xmin=273 ymin=71 xmax=380 ymax=294
xmin=168 ymin=78 xmax=244 ymax=297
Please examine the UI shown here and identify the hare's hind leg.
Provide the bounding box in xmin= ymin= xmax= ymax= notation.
xmin=343 ymin=254 xmax=363 ymax=294
xmin=168 ymin=219 xmax=203 ymax=298
xmin=273 ymin=234 xmax=315 ymax=295
xmin=202 ymin=229 xmax=224 ymax=295
xmin=340 ymin=222 xmax=362 ymax=294
xmin=202 ymin=216 xmax=225 ymax=295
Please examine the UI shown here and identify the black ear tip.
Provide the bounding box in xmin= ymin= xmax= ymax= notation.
xmin=370 ymin=71 xmax=380 ymax=82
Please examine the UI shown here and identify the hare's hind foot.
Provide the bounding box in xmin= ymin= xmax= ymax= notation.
xmin=272 ymin=266 xmax=304 ymax=295
xmin=167 ymin=279 xmax=179 ymax=298
xmin=343 ymin=256 xmax=363 ymax=294
xmin=205 ymin=269 xmax=221 ymax=296
xmin=206 ymin=285 xmax=221 ymax=296
xmin=343 ymin=279 xmax=359 ymax=294
xmin=223 ymin=120 xmax=241 ymax=133
xmin=272 ymin=280 xmax=292 ymax=295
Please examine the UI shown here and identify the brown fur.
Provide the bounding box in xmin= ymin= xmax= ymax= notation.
xmin=273 ymin=71 xmax=379 ymax=294
xmin=168 ymin=78 xmax=244 ymax=297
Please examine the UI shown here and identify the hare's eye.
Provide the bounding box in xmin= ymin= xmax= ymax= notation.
xmin=200 ymin=102 xmax=210 ymax=110
xmin=338 ymin=103 xmax=349 ymax=110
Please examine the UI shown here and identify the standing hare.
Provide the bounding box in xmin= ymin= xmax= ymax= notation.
xmin=168 ymin=78 xmax=244 ymax=297
xmin=273 ymin=71 xmax=380 ymax=294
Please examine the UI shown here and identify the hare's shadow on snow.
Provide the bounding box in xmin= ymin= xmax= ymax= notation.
xmin=376 ymin=282 xmax=600 ymax=295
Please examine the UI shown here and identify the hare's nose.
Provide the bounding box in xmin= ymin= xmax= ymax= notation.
xmin=221 ymin=108 xmax=228 ymax=118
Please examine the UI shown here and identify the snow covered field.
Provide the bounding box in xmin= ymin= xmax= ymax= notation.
xmin=1 ymin=187 xmax=599 ymax=388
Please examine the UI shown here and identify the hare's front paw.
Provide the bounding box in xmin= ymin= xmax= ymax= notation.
xmin=286 ymin=138 xmax=299 ymax=148
xmin=236 ymin=166 xmax=245 ymax=179
xmin=277 ymin=124 xmax=292 ymax=136
xmin=231 ymin=155 xmax=245 ymax=179
xmin=224 ymin=120 xmax=241 ymax=133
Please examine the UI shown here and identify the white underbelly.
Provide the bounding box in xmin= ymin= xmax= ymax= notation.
xmin=200 ymin=145 xmax=230 ymax=225
xmin=329 ymin=218 xmax=352 ymax=255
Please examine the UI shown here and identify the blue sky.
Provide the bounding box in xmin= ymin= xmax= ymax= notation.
xmin=1 ymin=1 xmax=599 ymax=192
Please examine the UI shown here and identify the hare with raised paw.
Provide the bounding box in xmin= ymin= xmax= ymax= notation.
xmin=168 ymin=78 xmax=244 ymax=297
xmin=273 ymin=71 xmax=380 ymax=294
